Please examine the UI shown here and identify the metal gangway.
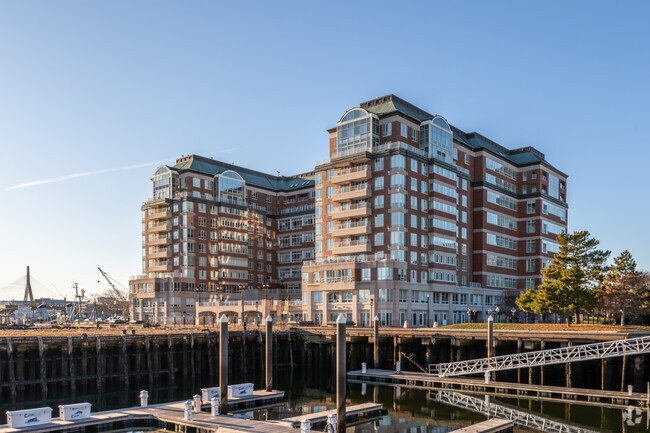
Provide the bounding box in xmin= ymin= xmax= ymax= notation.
xmin=433 ymin=390 xmax=599 ymax=433
xmin=429 ymin=335 xmax=650 ymax=377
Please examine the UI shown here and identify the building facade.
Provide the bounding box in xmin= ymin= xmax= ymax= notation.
xmin=129 ymin=95 xmax=568 ymax=326
xmin=129 ymin=155 xmax=315 ymax=324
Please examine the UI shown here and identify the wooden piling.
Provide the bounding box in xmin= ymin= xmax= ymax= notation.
xmin=96 ymin=336 xmax=103 ymax=390
xmin=7 ymin=337 xmax=16 ymax=397
xmin=121 ymin=335 xmax=129 ymax=385
xmin=206 ymin=331 xmax=214 ymax=382
xmin=167 ymin=334 xmax=174 ymax=385
xmin=266 ymin=315 xmax=272 ymax=392
xmin=38 ymin=337 xmax=47 ymax=396
xmin=145 ymin=335 xmax=153 ymax=385
xmin=373 ymin=316 xmax=379 ymax=369
xmin=336 ymin=314 xmax=347 ymax=433
xmin=67 ymin=336 xmax=76 ymax=392
xmin=219 ymin=315 xmax=229 ymax=415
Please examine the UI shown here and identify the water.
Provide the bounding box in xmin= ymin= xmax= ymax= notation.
xmin=1 ymin=366 xmax=648 ymax=432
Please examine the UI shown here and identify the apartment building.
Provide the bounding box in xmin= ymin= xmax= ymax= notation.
xmin=301 ymin=95 xmax=568 ymax=326
xmin=129 ymin=95 xmax=568 ymax=327
xmin=129 ymin=155 xmax=315 ymax=324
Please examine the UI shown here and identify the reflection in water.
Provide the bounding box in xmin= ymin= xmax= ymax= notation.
xmin=0 ymin=366 xmax=648 ymax=433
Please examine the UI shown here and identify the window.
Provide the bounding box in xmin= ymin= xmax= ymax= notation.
xmin=390 ymin=173 xmax=405 ymax=189
xmin=193 ymin=177 xmax=201 ymax=188
xmin=410 ymin=177 xmax=418 ymax=191
xmin=410 ymin=159 xmax=418 ymax=172
xmin=374 ymin=195 xmax=384 ymax=209
xmin=526 ymin=239 xmax=535 ymax=253
xmin=410 ymin=214 xmax=417 ymax=228
xmin=526 ymin=220 xmax=536 ymax=233
xmin=464 ymin=154 xmax=470 ymax=165
xmin=381 ymin=123 xmax=392 ymax=137
xmin=374 ymin=232 xmax=384 ymax=246
xmin=391 ymin=212 xmax=405 ymax=228
xmin=362 ymin=268 xmax=371 ymax=281
xmin=375 ymin=176 xmax=384 ymax=190
xmin=526 ymin=279 xmax=535 ymax=290
xmin=391 ymin=154 xmax=406 ymax=170
xmin=527 ymin=200 xmax=536 ymax=214
xmin=410 ymin=196 xmax=418 ymax=210
xmin=326 ymin=186 xmax=334 ymax=198
xmin=399 ymin=289 xmax=407 ymax=303
xmin=374 ymin=214 xmax=384 ymax=227
xmin=526 ymin=259 xmax=535 ymax=272
xmin=378 ymin=288 xmax=393 ymax=302
xmin=390 ymin=193 xmax=405 ymax=209
xmin=378 ymin=268 xmax=392 ymax=281
xmin=375 ymin=158 xmax=384 ymax=171
xmin=400 ymin=123 xmax=408 ymax=138
xmin=390 ymin=231 xmax=405 ymax=246
xmin=411 ymin=129 xmax=418 ymax=142
xmin=410 ymin=233 xmax=417 ymax=247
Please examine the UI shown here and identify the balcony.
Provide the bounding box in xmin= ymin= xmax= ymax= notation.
xmin=148 ymin=262 xmax=172 ymax=272
xmin=332 ymin=185 xmax=371 ymax=202
xmin=331 ymin=166 xmax=370 ymax=184
xmin=333 ymin=240 xmax=371 ymax=255
xmin=149 ymin=235 xmax=171 ymax=246
xmin=149 ymin=221 xmax=171 ymax=233
xmin=148 ymin=209 xmax=171 ymax=220
xmin=331 ymin=203 xmax=371 ymax=220
xmin=334 ymin=222 xmax=371 ymax=237
xmin=149 ymin=248 xmax=171 ymax=259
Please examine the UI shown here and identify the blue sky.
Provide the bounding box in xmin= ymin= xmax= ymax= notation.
xmin=1 ymin=1 xmax=648 ymax=299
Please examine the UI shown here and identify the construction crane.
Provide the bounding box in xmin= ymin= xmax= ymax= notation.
xmin=97 ymin=267 xmax=129 ymax=320
xmin=97 ymin=267 xmax=127 ymax=293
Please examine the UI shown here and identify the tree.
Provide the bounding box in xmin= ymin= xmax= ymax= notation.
xmin=598 ymin=250 xmax=644 ymax=325
xmin=516 ymin=230 xmax=609 ymax=324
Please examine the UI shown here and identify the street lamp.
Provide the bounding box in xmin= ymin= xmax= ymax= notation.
xmin=466 ymin=308 xmax=471 ymax=324
xmin=495 ymin=306 xmax=500 ymax=323
xmin=511 ymin=307 xmax=516 ymax=323
xmin=370 ymin=297 xmax=374 ymax=327
xmin=472 ymin=309 xmax=477 ymax=323
xmin=426 ymin=293 xmax=431 ymax=327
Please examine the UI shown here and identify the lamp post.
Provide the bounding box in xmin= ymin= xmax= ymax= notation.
xmin=472 ymin=309 xmax=477 ymax=323
xmin=511 ymin=307 xmax=516 ymax=323
xmin=426 ymin=293 xmax=431 ymax=327
xmin=466 ymin=308 xmax=471 ymax=324
xmin=495 ymin=306 xmax=500 ymax=323
xmin=370 ymin=298 xmax=374 ymax=327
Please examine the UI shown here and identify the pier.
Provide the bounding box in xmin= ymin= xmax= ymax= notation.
xmin=348 ymin=368 xmax=650 ymax=408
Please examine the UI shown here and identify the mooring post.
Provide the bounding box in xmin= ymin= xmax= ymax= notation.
xmin=193 ymin=394 xmax=201 ymax=413
xmin=121 ymin=335 xmax=129 ymax=385
xmin=140 ymin=390 xmax=149 ymax=407
xmin=300 ymin=419 xmax=311 ymax=433
xmin=219 ymin=314 xmax=229 ymax=415
xmin=487 ymin=315 xmax=493 ymax=358
xmin=167 ymin=334 xmax=175 ymax=385
xmin=373 ymin=315 xmax=379 ymax=369
xmin=265 ymin=315 xmax=273 ymax=392
xmin=210 ymin=397 xmax=219 ymax=416
xmin=540 ymin=339 xmax=545 ymax=385
xmin=184 ymin=400 xmax=192 ymax=421
xmin=336 ymin=314 xmax=347 ymax=433
xmin=145 ymin=335 xmax=153 ymax=386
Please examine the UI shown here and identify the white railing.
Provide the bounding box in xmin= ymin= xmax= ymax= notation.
xmin=332 ymin=202 xmax=368 ymax=213
xmin=429 ymin=335 xmax=650 ymax=377
xmin=334 ymin=239 xmax=370 ymax=248
xmin=337 ymin=184 xmax=369 ymax=194
xmin=322 ymin=276 xmax=353 ymax=283
xmin=435 ymin=391 xmax=599 ymax=433
xmin=335 ymin=221 xmax=369 ymax=231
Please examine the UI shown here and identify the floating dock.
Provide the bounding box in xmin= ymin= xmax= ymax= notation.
xmin=449 ymin=419 xmax=514 ymax=433
xmin=271 ymin=402 xmax=385 ymax=429
xmin=349 ymin=368 xmax=650 ymax=408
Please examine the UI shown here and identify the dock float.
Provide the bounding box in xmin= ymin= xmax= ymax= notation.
xmin=449 ymin=419 xmax=514 ymax=433
xmin=271 ymin=402 xmax=386 ymax=429
xmin=349 ymin=368 xmax=650 ymax=408
xmin=0 ymin=390 xmax=287 ymax=433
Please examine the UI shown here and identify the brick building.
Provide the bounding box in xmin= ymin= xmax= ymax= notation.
xmin=130 ymin=95 xmax=568 ymax=326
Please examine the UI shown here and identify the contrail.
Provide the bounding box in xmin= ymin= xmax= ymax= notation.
xmin=5 ymin=148 xmax=238 ymax=191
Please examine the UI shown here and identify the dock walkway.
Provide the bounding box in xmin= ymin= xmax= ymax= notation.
xmin=272 ymin=402 xmax=385 ymax=428
xmin=0 ymin=391 xmax=289 ymax=433
xmin=349 ymin=368 xmax=650 ymax=408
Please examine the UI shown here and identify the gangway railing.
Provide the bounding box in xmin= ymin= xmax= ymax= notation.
xmin=433 ymin=390 xmax=599 ymax=433
xmin=429 ymin=335 xmax=650 ymax=377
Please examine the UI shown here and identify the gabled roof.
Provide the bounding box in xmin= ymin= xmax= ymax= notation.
xmin=172 ymin=155 xmax=314 ymax=191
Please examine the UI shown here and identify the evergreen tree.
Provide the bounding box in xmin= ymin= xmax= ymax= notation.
xmin=516 ymin=231 xmax=609 ymax=324
xmin=599 ymin=250 xmax=643 ymax=324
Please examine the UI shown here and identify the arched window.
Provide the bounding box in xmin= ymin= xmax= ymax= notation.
xmin=335 ymin=108 xmax=379 ymax=155
xmin=215 ymin=170 xmax=246 ymax=205
xmin=152 ymin=166 xmax=172 ymax=199
xmin=420 ymin=116 xmax=453 ymax=162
